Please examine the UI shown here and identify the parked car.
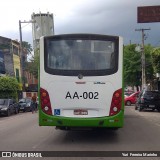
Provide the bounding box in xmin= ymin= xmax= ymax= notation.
xmin=135 ymin=90 xmax=160 ymax=112
xmin=18 ymin=98 xmax=32 ymax=112
xmin=0 ymin=99 xmax=19 ymax=116
xmin=124 ymin=91 xmax=134 ymax=97
xmin=125 ymin=91 xmax=140 ymax=106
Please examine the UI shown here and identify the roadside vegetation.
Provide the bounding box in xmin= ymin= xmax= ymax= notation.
xmin=124 ymin=44 xmax=160 ymax=90
xmin=0 ymin=76 xmax=20 ymax=100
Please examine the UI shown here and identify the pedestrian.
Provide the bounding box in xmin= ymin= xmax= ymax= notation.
xmin=31 ymin=95 xmax=37 ymax=113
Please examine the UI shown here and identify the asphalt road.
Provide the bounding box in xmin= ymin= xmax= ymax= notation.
xmin=0 ymin=106 xmax=160 ymax=160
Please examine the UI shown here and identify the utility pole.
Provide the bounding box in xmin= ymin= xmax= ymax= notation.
xmin=135 ymin=28 xmax=150 ymax=90
xmin=19 ymin=20 xmax=35 ymax=91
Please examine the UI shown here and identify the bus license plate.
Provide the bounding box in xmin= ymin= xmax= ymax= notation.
xmin=74 ymin=109 xmax=88 ymax=115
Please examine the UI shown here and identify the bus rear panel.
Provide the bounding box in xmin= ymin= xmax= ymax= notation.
xmin=39 ymin=34 xmax=124 ymax=129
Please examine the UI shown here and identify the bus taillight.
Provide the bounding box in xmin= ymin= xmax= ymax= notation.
xmin=109 ymin=88 xmax=122 ymax=116
xmin=40 ymin=88 xmax=52 ymax=115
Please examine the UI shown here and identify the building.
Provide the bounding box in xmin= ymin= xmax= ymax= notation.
xmin=11 ymin=40 xmax=21 ymax=83
xmin=0 ymin=36 xmax=14 ymax=77
xmin=32 ymin=12 xmax=54 ymax=50
xmin=0 ymin=36 xmax=38 ymax=94
xmin=0 ymin=50 xmax=5 ymax=75
xmin=25 ymin=64 xmax=38 ymax=92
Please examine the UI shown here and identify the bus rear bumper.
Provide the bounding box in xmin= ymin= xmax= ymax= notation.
xmin=39 ymin=110 xmax=124 ymax=128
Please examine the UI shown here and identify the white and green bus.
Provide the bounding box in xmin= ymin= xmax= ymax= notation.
xmin=39 ymin=34 xmax=124 ymax=130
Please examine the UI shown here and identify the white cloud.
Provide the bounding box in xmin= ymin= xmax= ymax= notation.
xmin=0 ymin=0 xmax=160 ymax=46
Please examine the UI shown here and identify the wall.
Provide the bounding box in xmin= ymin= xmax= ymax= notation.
xmin=0 ymin=36 xmax=14 ymax=76
xmin=4 ymin=50 xmax=14 ymax=76
xmin=12 ymin=41 xmax=21 ymax=83
xmin=0 ymin=51 xmax=5 ymax=74
xmin=13 ymin=54 xmax=21 ymax=82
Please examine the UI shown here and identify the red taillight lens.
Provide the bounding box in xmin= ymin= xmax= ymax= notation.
xmin=40 ymin=88 xmax=52 ymax=115
xmin=109 ymin=88 xmax=122 ymax=116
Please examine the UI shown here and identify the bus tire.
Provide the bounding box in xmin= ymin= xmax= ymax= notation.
xmin=111 ymin=128 xmax=119 ymax=130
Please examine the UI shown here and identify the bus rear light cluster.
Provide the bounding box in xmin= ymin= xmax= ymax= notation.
xmin=109 ymin=88 xmax=122 ymax=116
xmin=40 ymin=88 xmax=52 ymax=115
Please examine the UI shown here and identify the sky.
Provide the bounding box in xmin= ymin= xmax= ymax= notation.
xmin=0 ymin=0 xmax=160 ymax=47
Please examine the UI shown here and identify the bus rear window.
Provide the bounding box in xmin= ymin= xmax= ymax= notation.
xmin=47 ymin=40 xmax=116 ymax=70
xmin=44 ymin=35 xmax=119 ymax=76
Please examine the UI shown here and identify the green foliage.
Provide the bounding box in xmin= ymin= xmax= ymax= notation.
xmin=22 ymin=41 xmax=33 ymax=54
xmin=151 ymin=48 xmax=160 ymax=73
xmin=124 ymin=44 xmax=141 ymax=86
xmin=0 ymin=76 xmax=20 ymax=99
xmin=124 ymin=44 xmax=154 ymax=87
xmin=25 ymin=48 xmax=39 ymax=79
xmin=22 ymin=41 xmax=39 ymax=79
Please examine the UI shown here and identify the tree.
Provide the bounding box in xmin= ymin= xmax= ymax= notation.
xmin=151 ymin=47 xmax=160 ymax=73
xmin=21 ymin=41 xmax=39 ymax=79
xmin=124 ymin=44 xmax=154 ymax=90
xmin=0 ymin=76 xmax=20 ymax=100
xmin=124 ymin=44 xmax=141 ymax=89
xmin=22 ymin=41 xmax=33 ymax=54
xmin=144 ymin=45 xmax=154 ymax=86
xmin=25 ymin=48 xmax=39 ymax=79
